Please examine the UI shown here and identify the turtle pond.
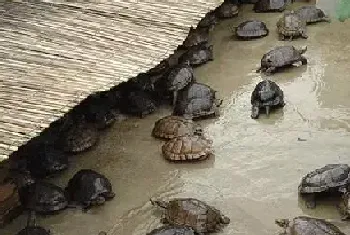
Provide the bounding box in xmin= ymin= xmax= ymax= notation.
xmin=3 ymin=1 xmax=350 ymax=235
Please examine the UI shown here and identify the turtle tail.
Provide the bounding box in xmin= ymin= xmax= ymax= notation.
xmin=150 ymin=198 xmax=168 ymax=209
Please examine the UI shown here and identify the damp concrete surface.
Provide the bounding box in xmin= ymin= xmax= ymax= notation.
xmin=3 ymin=2 xmax=350 ymax=235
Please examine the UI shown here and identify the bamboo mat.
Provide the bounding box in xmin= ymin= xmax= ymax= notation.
xmin=0 ymin=0 xmax=223 ymax=161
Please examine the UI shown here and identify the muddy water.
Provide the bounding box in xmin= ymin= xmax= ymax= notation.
xmin=3 ymin=2 xmax=350 ymax=235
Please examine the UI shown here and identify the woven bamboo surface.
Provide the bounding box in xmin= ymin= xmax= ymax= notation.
xmin=0 ymin=0 xmax=223 ymax=161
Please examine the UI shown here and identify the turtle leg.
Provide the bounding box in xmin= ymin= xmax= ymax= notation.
xmin=251 ymin=105 xmax=260 ymax=119
xmin=265 ymin=106 xmax=271 ymax=117
xmin=265 ymin=67 xmax=276 ymax=74
xmin=105 ymin=192 xmax=116 ymax=200
xmin=214 ymin=106 xmax=220 ymax=117
xmin=255 ymin=66 xmax=262 ymax=73
xmin=304 ymin=194 xmax=316 ymax=209
xmin=172 ymin=90 xmax=178 ymax=107
xmin=301 ymin=32 xmax=308 ymax=39
xmin=96 ymin=196 xmax=106 ymax=206
xmin=300 ymin=56 xmax=308 ymax=65
xmin=289 ymin=35 xmax=293 ymax=41
xmin=220 ymin=215 xmax=230 ymax=224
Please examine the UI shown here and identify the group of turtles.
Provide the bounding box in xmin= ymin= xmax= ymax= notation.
xmin=4 ymin=0 xmax=349 ymax=235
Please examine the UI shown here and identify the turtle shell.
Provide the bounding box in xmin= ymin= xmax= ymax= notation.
xmin=161 ymin=135 xmax=213 ymax=161
xmin=16 ymin=226 xmax=50 ymax=235
xmin=146 ymin=225 xmax=195 ymax=235
xmin=179 ymin=43 xmax=214 ymax=67
xmin=19 ymin=182 xmax=68 ymax=214
xmin=198 ymin=11 xmax=217 ymax=29
xmin=251 ymin=80 xmax=284 ymax=106
xmin=152 ymin=115 xmax=200 ymax=139
xmin=216 ymin=2 xmax=239 ymax=18
xmin=65 ymin=169 xmax=115 ymax=208
xmin=260 ymin=45 xmax=305 ymax=69
xmin=298 ymin=164 xmax=350 ymax=194
xmin=277 ymin=11 xmax=306 ymax=38
xmin=236 ymin=20 xmax=269 ymax=38
xmin=295 ymin=5 xmax=328 ymax=24
xmin=289 ymin=216 xmax=346 ymax=235
xmin=166 ymin=64 xmax=194 ymax=92
xmin=120 ymin=90 xmax=157 ymax=118
xmin=161 ymin=198 xmax=230 ymax=234
xmin=253 ymin=0 xmax=287 ymax=12
xmin=182 ymin=27 xmax=210 ymax=49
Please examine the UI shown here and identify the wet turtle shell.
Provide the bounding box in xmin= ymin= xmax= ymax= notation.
xmin=151 ymin=198 xmax=230 ymax=234
xmin=146 ymin=225 xmax=195 ymax=235
xmin=235 ymin=20 xmax=269 ymax=39
xmin=179 ymin=43 xmax=214 ymax=67
xmin=198 ymin=11 xmax=217 ymax=29
xmin=152 ymin=115 xmax=202 ymax=140
xmin=216 ymin=1 xmax=239 ymax=18
xmin=65 ymin=169 xmax=115 ymax=209
xmin=253 ymin=0 xmax=287 ymax=12
xmin=173 ymin=82 xmax=222 ymax=119
xmin=275 ymin=216 xmax=346 ymax=235
xmin=251 ymin=80 xmax=285 ymax=119
xmin=161 ymin=135 xmax=213 ymax=161
xmin=182 ymin=27 xmax=210 ymax=49
xmin=277 ymin=11 xmax=308 ymax=40
xmin=257 ymin=45 xmax=308 ymax=74
xmin=295 ymin=5 xmax=331 ymax=24
xmin=19 ymin=182 xmax=68 ymax=214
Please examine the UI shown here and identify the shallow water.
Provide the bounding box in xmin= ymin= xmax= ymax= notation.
xmin=3 ymin=2 xmax=350 ymax=235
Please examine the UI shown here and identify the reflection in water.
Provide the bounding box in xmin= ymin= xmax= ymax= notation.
xmin=3 ymin=2 xmax=350 ymax=235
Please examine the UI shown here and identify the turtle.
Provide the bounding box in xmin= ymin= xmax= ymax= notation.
xmin=65 ymin=169 xmax=115 ymax=210
xmin=146 ymin=225 xmax=195 ymax=235
xmin=19 ymin=181 xmax=69 ymax=214
xmin=253 ymin=0 xmax=288 ymax=13
xmin=173 ymin=82 xmax=223 ymax=119
xmin=275 ymin=216 xmax=346 ymax=235
xmin=298 ymin=164 xmax=350 ymax=210
xmin=166 ymin=62 xmax=195 ymax=106
xmin=16 ymin=211 xmax=51 ymax=235
xmin=148 ymin=59 xmax=170 ymax=77
xmin=234 ymin=20 xmax=269 ymax=39
xmin=179 ymin=43 xmax=214 ymax=67
xmin=295 ymin=5 xmax=331 ymax=24
xmin=256 ymin=45 xmax=308 ymax=74
xmin=150 ymin=198 xmax=230 ymax=235
xmin=277 ymin=10 xmax=308 ymax=41
xmin=152 ymin=115 xmax=203 ymax=140
xmin=181 ymin=27 xmax=210 ymax=49
xmin=57 ymin=116 xmax=99 ymax=154
xmin=216 ymin=1 xmax=239 ymax=19
xmin=161 ymin=135 xmax=213 ymax=162
xmin=198 ymin=10 xmax=217 ymax=30
xmin=250 ymin=80 xmax=285 ymax=119
xmin=119 ymin=89 xmax=157 ymax=118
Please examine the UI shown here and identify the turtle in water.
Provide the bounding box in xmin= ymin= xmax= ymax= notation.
xmin=216 ymin=1 xmax=239 ymax=19
xmin=256 ymin=45 xmax=308 ymax=74
xmin=295 ymin=5 xmax=331 ymax=24
xmin=253 ymin=0 xmax=288 ymax=13
xmin=152 ymin=115 xmax=202 ymax=140
xmin=16 ymin=211 xmax=51 ymax=235
xmin=19 ymin=181 xmax=69 ymax=214
xmin=179 ymin=43 xmax=214 ymax=67
xmin=298 ymin=164 xmax=350 ymax=210
xmin=198 ymin=10 xmax=217 ymax=30
xmin=166 ymin=61 xmax=195 ymax=106
xmin=57 ymin=115 xmax=99 ymax=154
xmin=150 ymin=198 xmax=230 ymax=234
xmin=234 ymin=20 xmax=269 ymax=39
xmin=277 ymin=10 xmax=308 ymax=41
xmin=65 ymin=169 xmax=115 ymax=210
xmin=161 ymin=135 xmax=213 ymax=162
xmin=173 ymin=82 xmax=223 ymax=120
xmin=146 ymin=225 xmax=195 ymax=235
xmin=181 ymin=27 xmax=210 ymax=49
xmin=275 ymin=216 xmax=346 ymax=235
xmin=250 ymin=80 xmax=285 ymax=119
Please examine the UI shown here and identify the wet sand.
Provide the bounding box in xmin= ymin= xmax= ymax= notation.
xmin=3 ymin=2 xmax=350 ymax=235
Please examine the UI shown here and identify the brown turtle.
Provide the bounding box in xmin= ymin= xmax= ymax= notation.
xmin=152 ymin=115 xmax=202 ymax=140
xmin=151 ymin=198 xmax=230 ymax=235
xmin=275 ymin=216 xmax=346 ymax=235
xmin=161 ymin=135 xmax=213 ymax=162
xmin=277 ymin=10 xmax=308 ymax=41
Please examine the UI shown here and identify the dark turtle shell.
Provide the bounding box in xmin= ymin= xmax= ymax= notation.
xmin=295 ymin=5 xmax=330 ymax=24
xmin=197 ymin=10 xmax=217 ymax=29
xmin=216 ymin=1 xmax=239 ymax=18
xmin=251 ymin=80 xmax=285 ymax=119
xmin=276 ymin=11 xmax=308 ymax=40
xmin=298 ymin=164 xmax=350 ymax=194
xmin=179 ymin=43 xmax=214 ymax=67
xmin=151 ymin=198 xmax=230 ymax=234
xmin=182 ymin=27 xmax=210 ymax=49
xmin=16 ymin=226 xmax=51 ymax=235
xmin=120 ymin=89 xmax=157 ymax=118
xmin=19 ymin=182 xmax=68 ymax=214
xmin=235 ymin=20 xmax=269 ymax=39
xmin=146 ymin=225 xmax=195 ymax=235
xmin=166 ymin=64 xmax=194 ymax=92
xmin=253 ymin=0 xmax=287 ymax=12
xmin=65 ymin=169 xmax=115 ymax=209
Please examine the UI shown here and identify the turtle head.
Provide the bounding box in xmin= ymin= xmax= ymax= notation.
xmin=275 ymin=219 xmax=290 ymax=233
xmin=317 ymin=9 xmax=331 ymax=22
xmin=150 ymin=198 xmax=168 ymax=209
